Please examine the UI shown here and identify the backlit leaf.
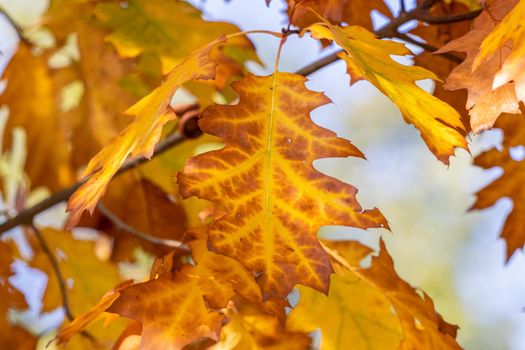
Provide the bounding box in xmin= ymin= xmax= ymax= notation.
xmin=178 ymin=73 xmax=387 ymax=299
xmin=437 ymin=0 xmax=522 ymax=132
xmin=288 ymin=240 xmax=460 ymax=349
xmin=305 ymin=22 xmax=467 ymax=164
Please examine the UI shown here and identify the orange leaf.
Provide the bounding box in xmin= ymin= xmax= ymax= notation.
xmin=108 ymin=272 xmax=224 ymax=350
xmin=437 ymin=0 xmax=522 ymax=132
xmin=178 ymin=73 xmax=387 ymax=299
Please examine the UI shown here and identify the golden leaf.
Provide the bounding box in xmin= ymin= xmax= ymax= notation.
xmin=288 ymin=240 xmax=461 ymax=349
xmin=305 ymin=22 xmax=467 ymax=164
xmin=0 ymin=44 xmax=74 ymax=190
xmin=437 ymin=0 xmax=521 ymax=132
xmin=178 ymin=73 xmax=387 ymax=299
xmin=95 ymin=0 xmax=254 ymax=74
xmin=66 ymin=38 xmax=224 ymax=228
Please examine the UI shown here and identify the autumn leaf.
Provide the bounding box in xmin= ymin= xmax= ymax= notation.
xmin=95 ymin=0 xmax=255 ymax=75
xmin=437 ymin=0 xmax=522 ymax=132
xmin=0 ymin=44 xmax=74 ymax=191
xmin=410 ymin=1 xmax=473 ymax=131
xmin=210 ymin=299 xmax=311 ymax=350
xmin=276 ymin=0 xmax=391 ymax=30
xmin=108 ymin=272 xmax=224 ymax=350
xmin=288 ymin=240 xmax=460 ymax=349
xmin=107 ymin=228 xmax=287 ymax=349
xmin=178 ymin=72 xmax=387 ymax=299
xmin=471 ymin=113 xmax=525 ymax=260
xmin=66 ymin=38 xmax=224 ymax=228
xmin=28 ymin=228 xmax=121 ymax=315
xmin=473 ymin=0 xmax=525 ymax=101
xmin=304 ymin=21 xmax=467 ymax=164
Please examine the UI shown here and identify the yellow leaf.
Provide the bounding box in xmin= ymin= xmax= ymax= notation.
xmin=304 ymin=22 xmax=467 ymax=164
xmin=95 ymin=0 xmax=255 ymax=74
xmin=178 ymin=73 xmax=387 ymax=299
xmin=0 ymin=44 xmax=74 ymax=190
xmin=66 ymin=38 xmax=224 ymax=228
xmin=287 ymin=241 xmax=403 ymax=350
xmin=288 ymin=240 xmax=461 ymax=349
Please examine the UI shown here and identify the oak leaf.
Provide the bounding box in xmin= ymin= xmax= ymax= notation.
xmin=411 ymin=1 xmax=473 ymax=131
xmin=471 ymin=113 xmax=525 ymax=259
xmin=95 ymin=0 xmax=255 ymax=74
xmin=473 ymin=0 xmax=525 ymax=101
xmin=178 ymin=73 xmax=387 ymax=299
xmin=66 ymin=38 xmax=224 ymax=228
xmin=108 ymin=272 xmax=224 ymax=350
xmin=305 ymin=22 xmax=467 ymax=164
xmin=437 ymin=0 xmax=522 ymax=132
xmin=288 ymin=240 xmax=461 ymax=349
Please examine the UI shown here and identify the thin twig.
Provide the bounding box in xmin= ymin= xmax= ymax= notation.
xmin=0 ymin=0 xmax=480 ymax=235
xmin=400 ymin=0 xmax=406 ymax=14
xmin=97 ymin=203 xmax=189 ymax=251
xmin=31 ymin=223 xmax=75 ymax=321
xmin=395 ymin=32 xmax=463 ymax=63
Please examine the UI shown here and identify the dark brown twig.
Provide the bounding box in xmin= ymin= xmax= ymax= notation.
xmin=419 ymin=9 xmax=483 ymax=24
xmin=97 ymin=203 xmax=189 ymax=251
xmin=30 ymin=223 xmax=75 ymax=321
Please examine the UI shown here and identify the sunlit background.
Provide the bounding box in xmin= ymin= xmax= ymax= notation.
xmin=1 ymin=0 xmax=525 ymax=349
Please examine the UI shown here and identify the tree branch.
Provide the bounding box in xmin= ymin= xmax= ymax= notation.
xmin=0 ymin=0 xmax=478 ymax=235
xmin=31 ymin=223 xmax=75 ymax=321
xmin=0 ymin=132 xmax=186 ymax=235
xmin=97 ymin=203 xmax=189 ymax=251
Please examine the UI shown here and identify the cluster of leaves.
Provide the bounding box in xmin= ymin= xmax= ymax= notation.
xmin=0 ymin=0 xmax=524 ymax=349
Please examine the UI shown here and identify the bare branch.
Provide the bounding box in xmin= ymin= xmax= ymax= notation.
xmin=419 ymin=9 xmax=483 ymax=25
xmin=30 ymin=223 xmax=75 ymax=321
xmin=97 ymin=203 xmax=189 ymax=251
